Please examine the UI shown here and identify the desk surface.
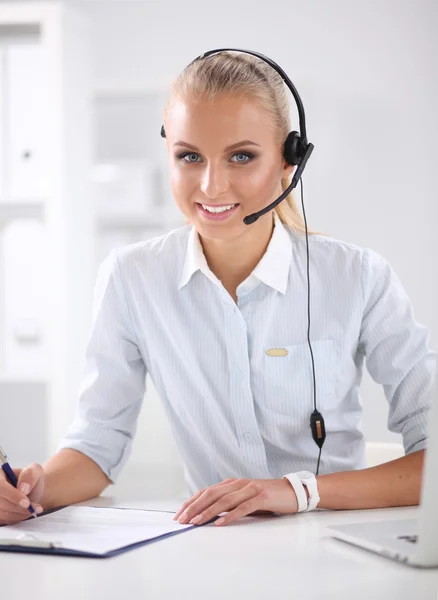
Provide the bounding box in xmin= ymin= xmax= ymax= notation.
xmin=1 ymin=471 xmax=438 ymax=600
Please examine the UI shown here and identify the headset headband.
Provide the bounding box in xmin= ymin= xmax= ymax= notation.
xmin=190 ymin=48 xmax=308 ymax=146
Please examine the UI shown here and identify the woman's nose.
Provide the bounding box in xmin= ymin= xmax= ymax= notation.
xmin=200 ymin=164 xmax=229 ymax=198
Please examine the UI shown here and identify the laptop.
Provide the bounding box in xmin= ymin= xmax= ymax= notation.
xmin=327 ymin=375 xmax=438 ymax=567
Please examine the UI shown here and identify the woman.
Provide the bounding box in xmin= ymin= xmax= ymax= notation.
xmin=0 ymin=50 xmax=435 ymax=527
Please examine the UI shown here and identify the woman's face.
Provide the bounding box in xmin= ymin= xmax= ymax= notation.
xmin=164 ymin=93 xmax=295 ymax=241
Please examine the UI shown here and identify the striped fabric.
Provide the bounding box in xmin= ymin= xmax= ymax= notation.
xmin=58 ymin=212 xmax=436 ymax=494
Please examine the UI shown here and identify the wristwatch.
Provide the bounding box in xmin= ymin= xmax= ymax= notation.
xmin=282 ymin=472 xmax=308 ymax=512
xmin=295 ymin=470 xmax=320 ymax=511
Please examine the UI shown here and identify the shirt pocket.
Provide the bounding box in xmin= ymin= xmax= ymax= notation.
xmin=261 ymin=338 xmax=337 ymax=416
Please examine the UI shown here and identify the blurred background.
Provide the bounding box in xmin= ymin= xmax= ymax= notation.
xmin=0 ymin=0 xmax=437 ymax=497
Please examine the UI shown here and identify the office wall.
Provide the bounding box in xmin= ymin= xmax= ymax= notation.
xmin=3 ymin=0 xmax=438 ymax=486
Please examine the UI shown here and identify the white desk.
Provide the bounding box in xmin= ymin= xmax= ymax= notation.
xmin=1 ymin=470 xmax=438 ymax=600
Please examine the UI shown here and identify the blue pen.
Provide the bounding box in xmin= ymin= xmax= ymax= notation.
xmin=0 ymin=445 xmax=37 ymax=518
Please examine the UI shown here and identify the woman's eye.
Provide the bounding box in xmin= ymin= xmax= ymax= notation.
xmin=179 ymin=152 xmax=200 ymax=163
xmin=231 ymin=152 xmax=254 ymax=163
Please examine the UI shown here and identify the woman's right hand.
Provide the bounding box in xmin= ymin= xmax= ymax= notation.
xmin=0 ymin=463 xmax=45 ymax=525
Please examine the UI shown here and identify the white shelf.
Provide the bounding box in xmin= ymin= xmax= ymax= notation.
xmin=0 ymin=1 xmax=95 ymax=455
xmin=96 ymin=204 xmax=184 ymax=233
xmin=0 ymin=199 xmax=45 ymax=222
xmin=96 ymin=216 xmax=183 ymax=233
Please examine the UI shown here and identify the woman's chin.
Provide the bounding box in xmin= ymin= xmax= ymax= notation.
xmin=195 ymin=221 xmax=245 ymax=242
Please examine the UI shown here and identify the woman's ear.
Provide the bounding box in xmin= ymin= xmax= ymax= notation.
xmin=283 ymin=160 xmax=297 ymax=179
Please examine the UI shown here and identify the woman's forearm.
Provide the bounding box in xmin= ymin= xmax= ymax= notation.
xmin=316 ymin=449 xmax=425 ymax=510
xmin=41 ymin=448 xmax=112 ymax=510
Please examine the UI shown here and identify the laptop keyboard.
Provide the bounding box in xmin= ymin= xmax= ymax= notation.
xmin=397 ymin=535 xmax=418 ymax=544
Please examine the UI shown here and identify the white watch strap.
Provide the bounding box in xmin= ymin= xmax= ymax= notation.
xmin=282 ymin=473 xmax=308 ymax=513
xmin=296 ymin=471 xmax=320 ymax=511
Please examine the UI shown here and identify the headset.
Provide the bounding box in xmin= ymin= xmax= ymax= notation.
xmin=160 ymin=48 xmax=326 ymax=476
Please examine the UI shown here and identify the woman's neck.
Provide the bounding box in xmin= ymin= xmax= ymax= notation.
xmin=199 ymin=213 xmax=275 ymax=301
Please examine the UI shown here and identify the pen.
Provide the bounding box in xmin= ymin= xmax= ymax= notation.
xmin=0 ymin=445 xmax=37 ymax=518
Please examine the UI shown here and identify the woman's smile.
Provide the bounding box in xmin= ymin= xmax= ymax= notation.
xmin=196 ymin=202 xmax=240 ymax=221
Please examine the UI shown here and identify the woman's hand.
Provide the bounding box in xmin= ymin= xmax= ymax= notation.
xmin=174 ymin=477 xmax=299 ymax=527
xmin=0 ymin=463 xmax=45 ymax=525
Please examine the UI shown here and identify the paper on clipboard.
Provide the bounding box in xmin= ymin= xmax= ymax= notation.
xmin=0 ymin=505 xmax=194 ymax=555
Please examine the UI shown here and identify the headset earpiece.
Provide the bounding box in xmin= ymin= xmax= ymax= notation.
xmin=161 ymin=125 xmax=166 ymax=138
xmin=283 ymin=131 xmax=305 ymax=166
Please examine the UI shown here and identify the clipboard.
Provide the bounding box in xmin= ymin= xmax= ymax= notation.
xmin=0 ymin=506 xmax=215 ymax=559
xmin=0 ymin=526 xmax=199 ymax=558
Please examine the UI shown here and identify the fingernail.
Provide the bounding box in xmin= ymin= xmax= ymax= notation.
xmin=35 ymin=505 xmax=43 ymax=514
xmin=215 ymin=517 xmax=225 ymax=526
xmin=19 ymin=498 xmax=30 ymax=509
xmin=190 ymin=515 xmax=202 ymax=525
xmin=19 ymin=483 xmax=30 ymax=495
xmin=178 ymin=512 xmax=188 ymax=524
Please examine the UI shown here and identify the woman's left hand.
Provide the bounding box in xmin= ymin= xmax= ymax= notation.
xmin=174 ymin=478 xmax=299 ymax=527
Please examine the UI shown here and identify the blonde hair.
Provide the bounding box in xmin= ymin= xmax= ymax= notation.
xmin=163 ymin=51 xmax=318 ymax=235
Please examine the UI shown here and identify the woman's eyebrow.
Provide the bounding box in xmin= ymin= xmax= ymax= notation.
xmin=173 ymin=140 xmax=261 ymax=151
